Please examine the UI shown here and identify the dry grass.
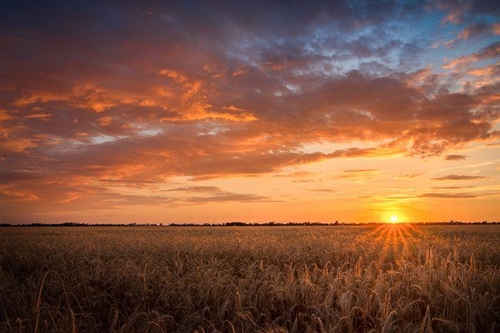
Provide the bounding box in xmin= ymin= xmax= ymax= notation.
xmin=1 ymin=224 xmax=499 ymax=332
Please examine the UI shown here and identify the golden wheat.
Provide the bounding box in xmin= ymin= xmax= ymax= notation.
xmin=1 ymin=225 xmax=499 ymax=332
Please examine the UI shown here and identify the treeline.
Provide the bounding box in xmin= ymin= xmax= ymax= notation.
xmin=0 ymin=221 xmax=498 ymax=227
xmin=0 ymin=221 xmax=338 ymax=227
xmin=171 ymin=221 xmax=338 ymax=227
xmin=0 ymin=222 xmax=162 ymax=227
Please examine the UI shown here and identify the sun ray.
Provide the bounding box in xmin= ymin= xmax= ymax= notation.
xmin=360 ymin=223 xmax=424 ymax=267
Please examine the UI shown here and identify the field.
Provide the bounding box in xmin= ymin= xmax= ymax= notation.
xmin=1 ymin=224 xmax=499 ymax=332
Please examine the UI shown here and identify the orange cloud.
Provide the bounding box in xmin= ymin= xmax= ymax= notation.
xmin=335 ymin=169 xmax=379 ymax=180
xmin=458 ymin=22 xmax=491 ymax=40
xmin=0 ymin=109 xmax=15 ymax=121
xmin=1 ymin=188 xmax=40 ymax=201
xmin=159 ymin=68 xmax=188 ymax=82
xmin=431 ymin=174 xmax=488 ymax=181
xmin=419 ymin=193 xmax=476 ymax=198
xmin=442 ymin=22 xmax=500 ymax=50
xmin=493 ymin=23 xmax=500 ymax=35
xmin=444 ymin=154 xmax=467 ymax=160
xmin=1 ymin=0 xmax=499 ymax=223
xmin=398 ymin=173 xmax=423 ymax=179
xmin=443 ymin=42 xmax=500 ymax=69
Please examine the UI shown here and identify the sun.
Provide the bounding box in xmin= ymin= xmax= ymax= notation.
xmin=390 ymin=215 xmax=399 ymax=223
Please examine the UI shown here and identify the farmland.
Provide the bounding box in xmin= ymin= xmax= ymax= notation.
xmin=1 ymin=224 xmax=499 ymax=332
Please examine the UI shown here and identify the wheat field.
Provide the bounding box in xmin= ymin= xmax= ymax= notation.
xmin=1 ymin=224 xmax=499 ymax=332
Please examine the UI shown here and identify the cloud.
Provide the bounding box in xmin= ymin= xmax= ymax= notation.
xmin=1 ymin=61 xmax=497 ymax=194
xmin=458 ymin=22 xmax=499 ymax=39
xmin=432 ymin=186 xmax=473 ymax=189
xmin=185 ymin=148 xmax=380 ymax=180
xmin=444 ymin=21 xmax=500 ymax=48
xmin=1 ymin=1 xmax=497 ymax=161
xmin=342 ymin=169 xmax=378 ymax=173
xmin=185 ymin=193 xmax=268 ymax=204
xmin=442 ymin=41 xmax=500 ymax=69
xmin=0 ymin=171 xmax=45 ymax=184
xmin=292 ymin=179 xmax=317 ymax=184
xmin=310 ymin=189 xmax=335 ymax=192
xmin=1 ymin=1 xmax=499 ymax=222
xmin=167 ymin=186 xmax=222 ymax=193
xmin=165 ymin=185 xmax=270 ymax=204
xmin=98 ymin=179 xmax=160 ymax=190
xmin=431 ymin=174 xmax=488 ymax=181
xmin=274 ymin=171 xmax=314 ymax=178
xmin=468 ymin=63 xmax=500 ymax=78
xmin=75 ymin=192 xmax=176 ymax=209
xmin=419 ymin=193 xmax=476 ymax=198
xmin=444 ymin=154 xmax=467 ymax=161
xmin=335 ymin=169 xmax=379 ymax=180
xmin=494 ymin=23 xmax=500 ymax=35
xmin=434 ymin=1 xmax=471 ymax=25
xmin=428 ymin=0 xmax=500 ymax=25
xmin=165 ymin=186 xmax=270 ymax=203
xmin=398 ymin=173 xmax=423 ymax=179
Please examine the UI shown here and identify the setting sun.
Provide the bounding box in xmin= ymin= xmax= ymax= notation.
xmin=390 ymin=215 xmax=399 ymax=223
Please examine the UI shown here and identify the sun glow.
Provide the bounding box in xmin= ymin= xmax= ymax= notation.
xmin=390 ymin=215 xmax=399 ymax=223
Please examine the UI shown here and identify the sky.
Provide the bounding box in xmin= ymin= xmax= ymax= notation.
xmin=1 ymin=0 xmax=499 ymax=224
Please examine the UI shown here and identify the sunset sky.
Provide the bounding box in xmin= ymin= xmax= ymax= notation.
xmin=1 ymin=0 xmax=499 ymax=224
